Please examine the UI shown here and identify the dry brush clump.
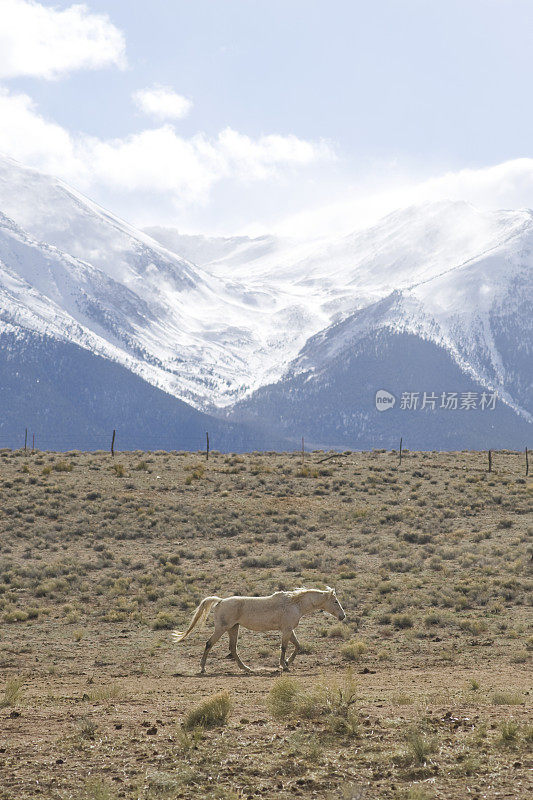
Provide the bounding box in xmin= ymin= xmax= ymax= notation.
xmin=267 ymin=671 xmax=359 ymax=736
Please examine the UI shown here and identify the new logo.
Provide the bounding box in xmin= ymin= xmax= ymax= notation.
xmin=375 ymin=389 xmax=396 ymax=412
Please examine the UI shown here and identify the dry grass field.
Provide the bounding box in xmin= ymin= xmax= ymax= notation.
xmin=0 ymin=448 xmax=531 ymax=800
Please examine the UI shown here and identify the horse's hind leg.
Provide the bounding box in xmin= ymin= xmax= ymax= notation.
xmin=287 ymin=630 xmax=301 ymax=665
xmin=227 ymin=624 xmax=252 ymax=674
xmin=199 ymin=625 xmax=225 ymax=674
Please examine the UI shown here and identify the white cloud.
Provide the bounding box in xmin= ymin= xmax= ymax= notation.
xmin=0 ymin=87 xmax=334 ymax=210
xmin=133 ymin=86 xmax=192 ymax=120
xmin=4 ymin=81 xmax=533 ymax=236
xmin=0 ymin=87 xmax=83 ymax=178
xmin=217 ymin=128 xmax=332 ymax=180
xmin=0 ymin=0 xmax=125 ymax=79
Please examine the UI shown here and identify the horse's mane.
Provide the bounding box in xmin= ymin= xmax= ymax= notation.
xmin=287 ymin=586 xmax=332 ymax=597
xmin=287 ymin=587 xmax=309 ymax=597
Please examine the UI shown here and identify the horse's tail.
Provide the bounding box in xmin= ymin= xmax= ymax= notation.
xmin=171 ymin=596 xmax=222 ymax=643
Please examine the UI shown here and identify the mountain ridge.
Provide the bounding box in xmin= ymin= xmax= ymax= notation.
xmin=0 ymin=153 xmax=530 ymax=449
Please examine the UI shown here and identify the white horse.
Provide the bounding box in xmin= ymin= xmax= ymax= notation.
xmin=172 ymin=587 xmax=346 ymax=673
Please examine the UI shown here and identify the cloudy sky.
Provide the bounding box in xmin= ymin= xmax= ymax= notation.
xmin=1 ymin=0 xmax=533 ymax=236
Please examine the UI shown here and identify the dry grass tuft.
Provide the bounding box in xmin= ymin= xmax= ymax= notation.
xmin=267 ymin=671 xmax=359 ymax=736
xmin=79 ymin=778 xmax=118 ymax=800
xmin=341 ymin=640 xmax=367 ymax=661
xmin=492 ymin=691 xmax=523 ymax=705
xmin=183 ymin=691 xmax=232 ymax=730
xmin=87 ymin=684 xmax=123 ymax=703
xmin=405 ymin=727 xmax=438 ymax=765
xmin=0 ymin=677 xmax=23 ymax=708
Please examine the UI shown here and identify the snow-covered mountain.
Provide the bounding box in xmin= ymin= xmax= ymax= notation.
xmin=228 ymin=204 xmax=532 ymax=448
xmin=0 ymin=155 xmax=326 ymax=408
xmin=285 ymin=221 xmax=533 ymax=416
xmin=0 ymin=153 xmax=531 ymax=449
xmin=143 ymin=227 xmax=281 ymax=271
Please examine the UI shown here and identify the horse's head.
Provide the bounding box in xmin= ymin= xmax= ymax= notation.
xmin=324 ymin=587 xmax=346 ymax=621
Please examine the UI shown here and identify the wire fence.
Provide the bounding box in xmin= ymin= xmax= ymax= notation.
xmin=0 ymin=428 xmax=529 ymax=477
xmin=0 ymin=428 xmax=299 ymax=454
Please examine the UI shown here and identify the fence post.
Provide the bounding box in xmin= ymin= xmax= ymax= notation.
xmin=488 ymin=449 xmax=492 ymax=473
xmin=206 ymin=431 xmax=209 ymax=461
xmin=32 ymin=433 xmax=35 ymax=453
xmin=526 ymin=447 xmax=529 ymax=477
xmin=399 ymin=437 xmax=403 ymax=466
xmin=110 ymin=429 xmax=116 ymax=457
xmin=301 ymin=436 xmax=305 ymax=467
xmin=24 ymin=428 xmax=27 ymax=453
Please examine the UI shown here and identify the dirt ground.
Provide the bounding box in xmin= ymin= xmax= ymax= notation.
xmin=0 ymin=448 xmax=531 ymax=800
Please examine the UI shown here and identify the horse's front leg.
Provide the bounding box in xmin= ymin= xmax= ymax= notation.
xmin=287 ymin=630 xmax=301 ymax=665
xmin=279 ymin=630 xmax=292 ymax=671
